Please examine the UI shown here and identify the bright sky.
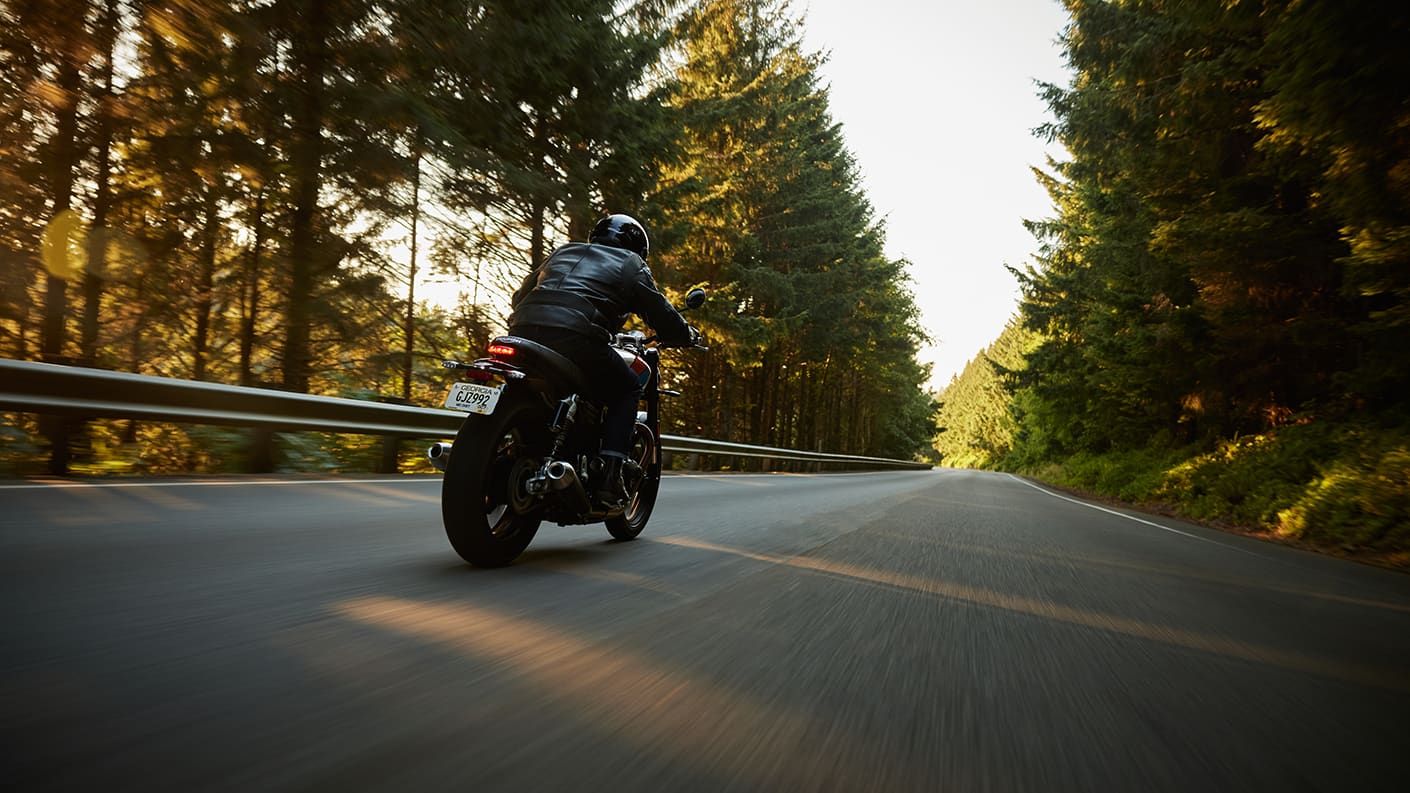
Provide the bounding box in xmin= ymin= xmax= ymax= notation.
xmin=798 ymin=0 xmax=1073 ymax=389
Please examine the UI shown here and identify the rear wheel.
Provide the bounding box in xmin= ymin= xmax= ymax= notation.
xmin=442 ymin=397 xmax=548 ymax=567
xmin=606 ymin=423 xmax=658 ymax=541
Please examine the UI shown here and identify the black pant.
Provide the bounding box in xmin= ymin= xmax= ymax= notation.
xmin=510 ymin=325 xmax=640 ymax=457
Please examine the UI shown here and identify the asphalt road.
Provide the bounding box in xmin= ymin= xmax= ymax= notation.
xmin=3 ymin=469 xmax=1408 ymax=792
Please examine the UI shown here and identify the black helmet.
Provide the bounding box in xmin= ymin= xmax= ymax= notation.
xmin=589 ymin=214 xmax=650 ymax=260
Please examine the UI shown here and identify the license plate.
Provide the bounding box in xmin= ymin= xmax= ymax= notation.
xmin=444 ymin=382 xmax=504 ymax=415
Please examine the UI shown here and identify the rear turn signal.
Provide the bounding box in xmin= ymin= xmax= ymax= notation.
xmin=487 ymin=344 xmax=516 ymax=357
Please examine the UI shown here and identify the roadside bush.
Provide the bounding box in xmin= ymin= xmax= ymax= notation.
xmin=0 ymin=415 xmax=42 ymax=477
xmin=1158 ymin=432 xmax=1316 ymax=526
xmin=1278 ymin=447 xmax=1410 ymax=549
xmin=81 ymin=422 xmax=250 ymax=475
xmin=1039 ymin=446 xmax=1192 ymax=503
xmin=277 ymin=431 xmax=369 ymax=473
xmin=1021 ymin=419 xmax=1410 ymax=555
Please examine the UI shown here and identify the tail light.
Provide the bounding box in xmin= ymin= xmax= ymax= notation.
xmin=487 ymin=343 xmax=516 ymax=357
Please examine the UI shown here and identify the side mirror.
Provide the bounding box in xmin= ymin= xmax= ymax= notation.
xmin=683 ymin=288 xmax=707 ymax=311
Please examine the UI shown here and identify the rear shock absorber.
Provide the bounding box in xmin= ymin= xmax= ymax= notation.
xmin=528 ymin=395 xmax=581 ymax=496
xmin=547 ymin=394 xmax=578 ymax=460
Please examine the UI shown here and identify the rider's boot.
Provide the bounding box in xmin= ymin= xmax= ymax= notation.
xmin=594 ymin=454 xmax=629 ymax=508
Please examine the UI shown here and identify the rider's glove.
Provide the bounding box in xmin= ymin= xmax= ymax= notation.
xmin=687 ymin=325 xmax=702 ymax=347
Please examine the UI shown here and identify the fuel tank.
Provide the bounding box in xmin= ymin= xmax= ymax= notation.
xmin=617 ymin=348 xmax=651 ymax=388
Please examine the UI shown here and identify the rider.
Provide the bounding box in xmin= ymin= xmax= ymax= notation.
xmin=507 ymin=214 xmax=695 ymax=507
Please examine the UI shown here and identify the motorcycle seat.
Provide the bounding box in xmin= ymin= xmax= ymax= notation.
xmin=489 ymin=336 xmax=588 ymax=392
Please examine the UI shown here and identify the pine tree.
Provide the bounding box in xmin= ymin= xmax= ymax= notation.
xmin=1013 ymin=0 xmax=1410 ymax=469
xmin=657 ymin=0 xmax=933 ymax=459
xmin=1256 ymin=0 xmax=1410 ymax=410
xmin=0 ymin=1 xmax=62 ymax=359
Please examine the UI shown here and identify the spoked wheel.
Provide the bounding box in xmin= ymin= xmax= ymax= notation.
xmin=606 ymin=422 xmax=659 ymax=541
xmin=442 ymin=397 xmax=548 ymax=567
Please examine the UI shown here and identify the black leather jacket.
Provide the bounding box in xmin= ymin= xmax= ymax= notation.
xmin=508 ymin=243 xmax=692 ymax=346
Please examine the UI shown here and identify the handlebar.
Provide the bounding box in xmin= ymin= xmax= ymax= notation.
xmin=639 ymin=326 xmax=704 ymax=350
xmin=641 ymin=336 xmax=706 ymax=349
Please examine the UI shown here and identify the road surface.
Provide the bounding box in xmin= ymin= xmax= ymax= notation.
xmin=3 ymin=469 xmax=1408 ymax=791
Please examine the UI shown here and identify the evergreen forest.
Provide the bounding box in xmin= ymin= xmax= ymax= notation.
xmin=0 ymin=0 xmax=937 ymax=474
xmin=936 ymin=0 xmax=1410 ymax=557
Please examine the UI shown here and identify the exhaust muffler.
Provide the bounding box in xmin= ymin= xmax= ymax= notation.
xmin=543 ymin=460 xmax=592 ymax=514
xmin=426 ymin=442 xmax=452 ymax=472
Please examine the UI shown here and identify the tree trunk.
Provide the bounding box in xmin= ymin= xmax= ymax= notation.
xmin=827 ymin=362 xmax=844 ymax=452
xmin=747 ymin=363 xmax=764 ymax=445
xmin=39 ymin=31 xmax=87 ymax=477
xmin=721 ymin=366 xmax=734 ymax=442
xmin=798 ymin=367 xmax=813 ymax=449
xmin=402 ymin=140 xmax=421 ymax=401
xmin=81 ymin=0 xmax=119 ymax=364
xmin=192 ymin=186 xmax=218 ymax=381
xmin=779 ymin=364 xmax=793 ymax=448
xmin=283 ymin=0 xmax=329 ymax=393
xmin=530 ymin=201 xmax=546 ymax=270
xmin=239 ymin=189 xmax=267 ymax=387
xmin=766 ymin=363 xmax=780 ymax=447
xmin=41 ymin=51 xmax=84 ymax=362
xmin=848 ymin=369 xmax=865 ymax=453
xmin=565 ymin=139 xmax=595 ymax=241
xmin=529 ymin=113 xmax=549 ymax=268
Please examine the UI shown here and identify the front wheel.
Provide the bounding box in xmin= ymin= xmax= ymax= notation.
xmin=441 ymin=396 xmax=548 ymax=567
xmin=606 ymin=423 xmax=659 ymax=541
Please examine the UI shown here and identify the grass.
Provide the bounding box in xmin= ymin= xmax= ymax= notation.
xmin=1013 ymin=420 xmax=1410 ymax=565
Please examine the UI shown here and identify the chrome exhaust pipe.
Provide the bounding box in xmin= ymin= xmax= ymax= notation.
xmin=427 ymin=442 xmax=452 ymax=472
xmin=544 ymin=460 xmax=577 ymax=489
xmin=543 ymin=461 xmax=592 ymax=513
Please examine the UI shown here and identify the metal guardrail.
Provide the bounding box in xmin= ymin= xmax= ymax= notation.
xmin=0 ymin=358 xmax=464 ymax=436
xmin=659 ymin=434 xmax=931 ymax=469
xmin=0 ymin=358 xmax=931 ymax=471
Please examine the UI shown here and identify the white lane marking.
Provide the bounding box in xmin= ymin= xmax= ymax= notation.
xmin=1006 ymin=474 xmax=1269 ymax=558
xmin=0 ymin=478 xmax=440 ymax=490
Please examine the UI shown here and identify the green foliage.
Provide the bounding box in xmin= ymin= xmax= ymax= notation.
xmin=276 ymin=432 xmax=369 ymax=473
xmin=1008 ymin=419 xmax=1410 ymax=554
xmin=1157 ymin=431 xmax=1323 ymax=527
xmin=1042 ymin=446 xmax=1192 ymax=505
xmin=42 ymin=420 xmax=255 ymax=476
xmin=1279 ymin=449 xmax=1410 ymax=550
xmin=955 ymin=0 xmax=1410 ymax=553
xmin=934 ymin=318 xmax=1035 ymax=468
xmin=654 ymin=0 xmax=934 ymax=461
xmin=1012 ymin=0 xmax=1408 ymax=450
xmin=0 ymin=415 xmax=43 ymax=477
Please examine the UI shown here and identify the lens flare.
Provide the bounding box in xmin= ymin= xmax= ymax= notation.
xmin=41 ymin=210 xmax=88 ymax=280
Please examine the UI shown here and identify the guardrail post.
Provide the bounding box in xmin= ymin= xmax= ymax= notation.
xmin=245 ymin=380 xmax=290 ymax=473
xmin=375 ymin=396 xmax=410 ymax=474
xmin=38 ymin=413 xmax=73 ymax=476
xmin=248 ymin=429 xmax=276 ymax=473
xmin=378 ymin=437 xmax=401 ymax=474
xmin=37 ymin=355 xmax=93 ymax=476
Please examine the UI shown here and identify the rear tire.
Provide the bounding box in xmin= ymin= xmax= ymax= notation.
xmin=442 ymin=396 xmax=548 ymax=567
xmin=606 ymin=423 xmax=658 ymax=541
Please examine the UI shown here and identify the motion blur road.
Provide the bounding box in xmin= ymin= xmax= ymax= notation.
xmin=3 ymin=469 xmax=1408 ymax=792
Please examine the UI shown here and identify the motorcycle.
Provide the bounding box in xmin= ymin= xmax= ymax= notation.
xmin=430 ymin=288 xmax=707 ymax=567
